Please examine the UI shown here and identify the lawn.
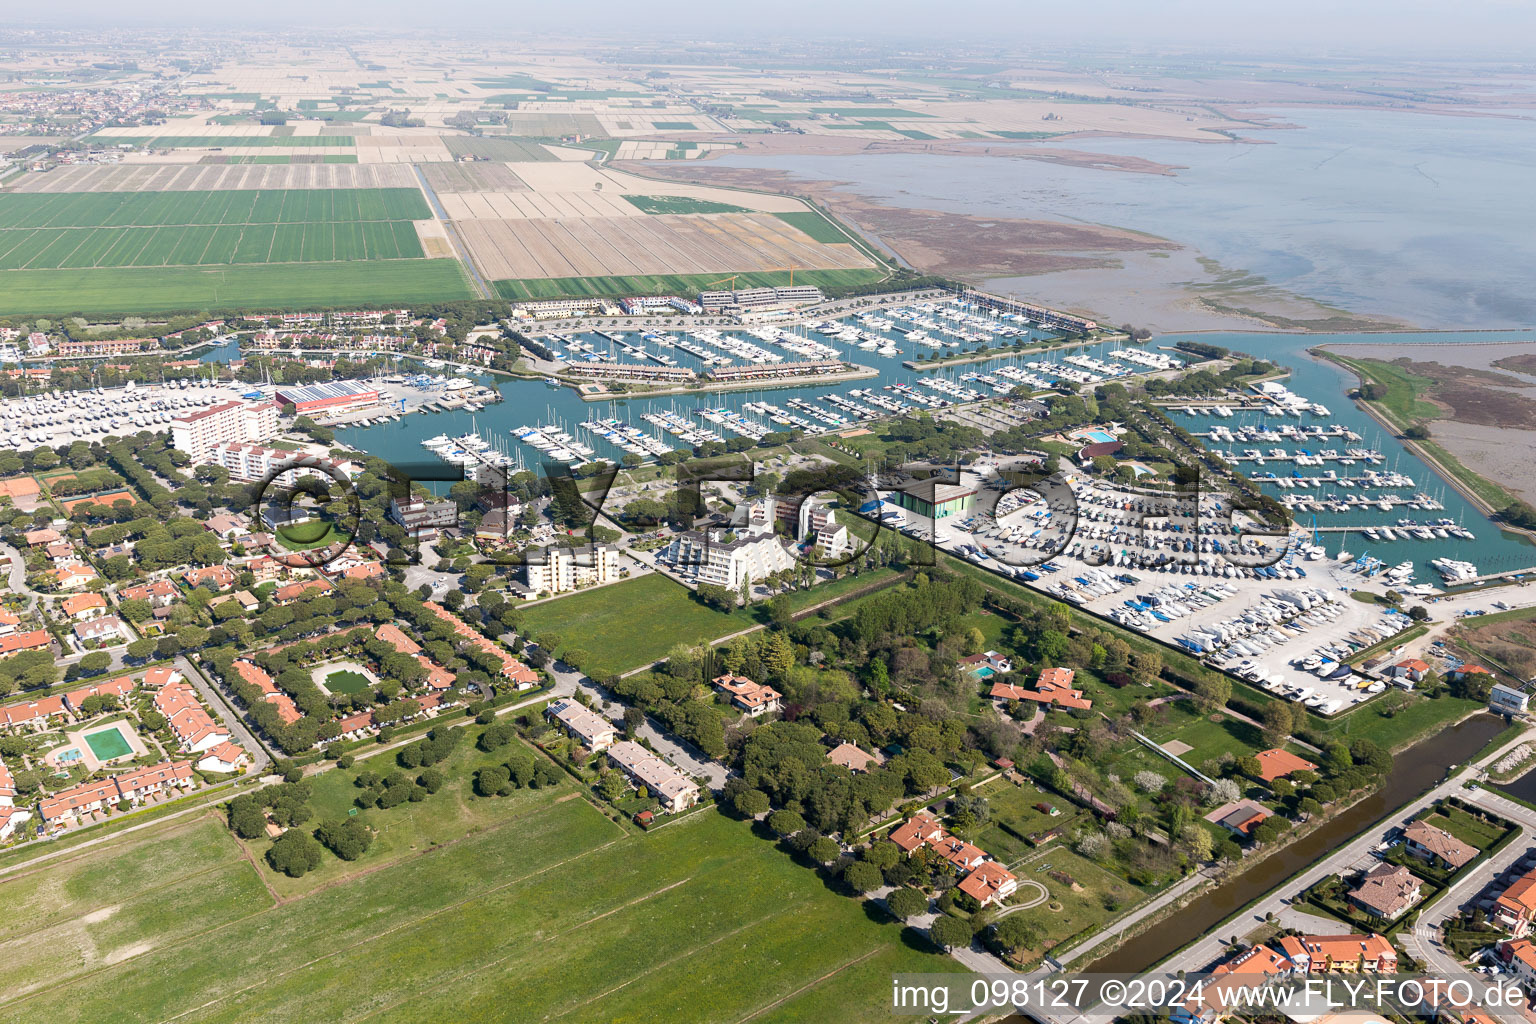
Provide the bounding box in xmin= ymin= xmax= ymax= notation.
xmin=517 ymin=573 xmax=755 ymax=676
xmin=973 ymin=775 xmax=1081 ymax=866
xmin=249 ymin=731 xmax=584 ymax=898
xmin=0 ymin=790 xmax=962 ymax=1024
xmin=492 ymin=267 xmax=887 ymax=302
xmin=0 ymin=258 xmax=473 ymax=315
xmin=1002 ymin=847 xmax=1142 ymax=960
xmin=321 ymin=669 xmax=372 ymax=695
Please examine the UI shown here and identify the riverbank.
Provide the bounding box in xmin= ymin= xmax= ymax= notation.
xmin=1312 ymin=346 xmax=1536 ymax=539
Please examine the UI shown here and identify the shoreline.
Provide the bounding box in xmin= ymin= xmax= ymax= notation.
xmin=1311 ymin=345 xmax=1536 ymax=542
xmin=574 ymin=365 xmax=881 ymax=402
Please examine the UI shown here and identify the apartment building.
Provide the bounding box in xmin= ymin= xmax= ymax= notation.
xmin=522 ymin=544 xmax=620 ymax=596
xmin=170 ymin=400 xmax=280 ymax=462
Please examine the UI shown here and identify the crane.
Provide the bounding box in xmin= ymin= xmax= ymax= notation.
xmin=704 ymin=275 xmax=738 ymax=290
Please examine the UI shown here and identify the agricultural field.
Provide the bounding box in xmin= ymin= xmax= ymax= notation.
xmin=0 ymin=259 xmax=472 ymax=315
xmin=0 ymin=761 xmax=960 ymax=1024
xmin=621 ymin=194 xmax=747 ymax=214
xmin=517 ymin=573 xmax=755 ymax=677
xmin=0 ymin=188 xmax=430 ymax=270
xmin=7 ymin=162 xmax=420 ymax=193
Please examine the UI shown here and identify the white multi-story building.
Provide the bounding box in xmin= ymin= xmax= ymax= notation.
xmin=206 ymin=442 xmax=361 ymax=485
xmin=171 ymin=400 xmax=280 ymax=462
xmin=663 ymin=528 xmax=795 ymax=590
xmin=523 ymin=545 xmax=620 ymax=595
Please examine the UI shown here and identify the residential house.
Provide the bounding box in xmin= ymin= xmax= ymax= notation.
xmin=711 ymin=673 xmax=782 ymax=717
xmin=826 ymin=741 xmax=883 ymax=773
xmin=203 ymin=513 xmax=250 ymax=541
xmin=22 ymin=528 xmax=61 ymax=546
xmin=273 ymin=579 xmax=332 ymax=604
xmin=890 ymin=813 xmax=947 ymax=855
xmin=423 ymin=601 xmax=537 ymax=688
xmin=63 ymin=676 xmax=137 ymax=714
xmin=1276 ymin=933 xmax=1398 ymax=973
xmin=1499 ymin=938 xmax=1536 ymax=988
xmin=1217 ymin=802 xmax=1272 ymax=838
xmin=989 ymin=666 xmax=1093 ymax=711
xmin=335 ymin=710 xmax=378 ymax=741
xmin=0 ymin=630 xmax=52 ymax=658
xmin=1348 ymin=863 xmax=1423 ymax=922
xmin=960 ymin=650 xmax=1013 ymax=676
xmin=196 ymin=741 xmax=248 ymax=774
xmin=0 ymin=608 xmax=18 ymax=636
xmin=956 ymin=860 xmax=1019 ymax=908
xmin=231 ymin=660 xmax=302 ymax=725
xmin=120 ymin=579 xmax=180 ymax=608
xmin=142 ymin=665 xmax=182 ymax=688
xmin=154 ymin=681 xmax=233 ymax=753
xmin=51 ymin=564 xmax=98 ymax=589
xmin=61 ymin=593 xmax=108 ymax=620
xmin=1493 ymin=868 xmax=1536 ymax=933
xmin=0 ymin=759 xmax=13 ymax=806
xmin=37 ymin=760 xmax=194 ymax=826
xmin=1254 ymin=748 xmax=1319 ymax=783
xmin=0 ymin=694 xmax=66 ymax=730
xmin=1401 ymin=819 xmax=1478 ymax=872
xmin=183 ymin=565 xmax=236 ymax=592
xmin=546 ymin=699 xmax=615 ymax=752
xmin=74 ymin=615 xmax=126 ymax=645
xmin=245 ymin=555 xmax=285 ymax=583
xmin=606 ymin=740 xmax=700 ymax=813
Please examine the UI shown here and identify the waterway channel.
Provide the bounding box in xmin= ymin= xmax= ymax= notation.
xmin=1086 ymin=711 xmax=1507 ymax=973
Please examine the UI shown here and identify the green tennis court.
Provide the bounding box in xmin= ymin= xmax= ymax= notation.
xmin=83 ymin=726 xmax=133 ymax=761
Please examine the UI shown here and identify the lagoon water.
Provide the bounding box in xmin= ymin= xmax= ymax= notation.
xmin=711 ymin=107 xmax=1536 ymax=328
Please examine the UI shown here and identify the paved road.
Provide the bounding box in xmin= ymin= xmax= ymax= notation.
xmin=180 ymin=655 xmax=272 ymax=772
xmin=0 ymin=541 xmax=43 ymax=613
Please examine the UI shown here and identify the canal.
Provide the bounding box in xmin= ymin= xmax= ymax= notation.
xmin=1085 ymin=711 xmax=1507 ymax=973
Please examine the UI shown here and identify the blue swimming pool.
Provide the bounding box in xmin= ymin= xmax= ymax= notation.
xmin=1082 ymin=429 xmax=1116 ymax=443
xmin=974 ymin=666 xmax=996 ymax=678
xmin=56 ymin=748 xmax=82 ymax=764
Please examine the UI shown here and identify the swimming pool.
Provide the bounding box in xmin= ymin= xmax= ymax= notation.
xmin=56 ymin=747 xmax=82 ymax=764
xmin=1081 ymin=429 xmax=1116 ymax=443
xmin=974 ymin=666 xmax=996 ymax=678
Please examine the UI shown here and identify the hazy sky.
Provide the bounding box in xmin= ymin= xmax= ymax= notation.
xmin=21 ymin=0 xmax=1536 ymax=53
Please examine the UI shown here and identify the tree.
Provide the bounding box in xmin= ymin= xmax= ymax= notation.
xmin=767 ymin=809 xmax=806 ymax=837
xmin=598 ymin=771 xmax=629 ymax=802
xmin=226 ymin=795 xmax=267 ymax=839
xmin=78 ymin=651 xmax=112 ymax=676
xmin=994 ymin=915 xmax=1042 ymax=954
xmin=808 ymin=836 xmax=841 ymax=865
xmin=1183 ymin=824 xmax=1215 ymax=862
xmin=1204 ymin=778 xmax=1241 ymax=806
xmin=885 ymin=886 xmax=927 ymax=920
xmin=315 ymin=818 xmax=373 ymax=861
xmin=266 ymin=830 xmax=323 ymax=877
xmin=928 ymin=915 xmax=971 ymax=951
xmin=843 ymin=860 xmax=883 ymax=893
xmin=862 ymin=840 xmax=900 ymax=871
xmin=474 ymin=765 xmax=511 ymax=797
xmin=1260 ymin=701 xmax=1294 ymax=747
xmin=623 ymin=707 xmax=644 ymax=737
xmin=733 ymin=789 xmax=770 ymax=817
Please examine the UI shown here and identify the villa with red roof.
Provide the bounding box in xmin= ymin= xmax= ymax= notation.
xmin=62 ymin=593 xmax=107 ymax=620
xmin=0 ymin=694 xmax=66 ymax=729
xmin=0 ymin=630 xmax=52 ymax=658
xmin=63 ymin=675 xmax=137 ymax=713
xmin=990 ymin=667 xmax=1092 ymax=711
xmin=712 ymin=674 xmax=782 ymax=717
xmin=887 ymin=811 xmax=1018 ymax=907
xmin=183 ymin=565 xmax=236 ymax=591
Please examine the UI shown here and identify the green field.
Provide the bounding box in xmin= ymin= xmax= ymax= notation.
xmin=0 ymin=769 xmax=960 ymax=1023
xmin=621 ymin=194 xmax=748 ymax=215
xmin=0 ymin=188 xmax=430 ymax=270
xmin=0 ymin=258 xmax=473 ymax=315
xmin=493 ymin=267 xmax=886 ymax=302
xmin=87 ymin=135 xmax=355 ymax=148
xmin=214 ymin=154 xmax=360 ymax=164
xmin=518 ymin=574 xmax=755 ymax=676
xmin=321 ymin=669 xmax=372 ymax=696
xmin=772 ymin=209 xmax=859 ymax=244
